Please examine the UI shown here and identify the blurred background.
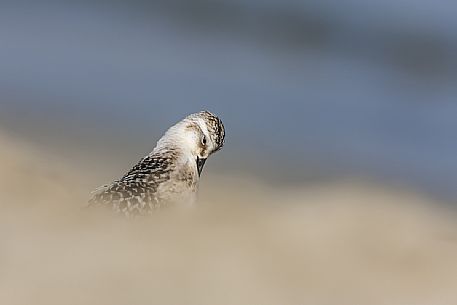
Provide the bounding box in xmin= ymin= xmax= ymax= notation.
xmin=1 ymin=0 xmax=457 ymax=197
xmin=1 ymin=1 xmax=457 ymax=304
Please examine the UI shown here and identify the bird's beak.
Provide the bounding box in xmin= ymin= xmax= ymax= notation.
xmin=196 ymin=157 xmax=207 ymax=177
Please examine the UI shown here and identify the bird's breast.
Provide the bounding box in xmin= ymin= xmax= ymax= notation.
xmin=155 ymin=164 xmax=199 ymax=206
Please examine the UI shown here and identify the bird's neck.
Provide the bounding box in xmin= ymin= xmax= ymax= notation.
xmin=154 ymin=123 xmax=195 ymax=157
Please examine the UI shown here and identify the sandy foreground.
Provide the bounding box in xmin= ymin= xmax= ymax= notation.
xmin=0 ymin=132 xmax=457 ymax=305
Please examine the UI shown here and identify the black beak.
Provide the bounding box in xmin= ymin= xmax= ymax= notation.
xmin=196 ymin=157 xmax=207 ymax=177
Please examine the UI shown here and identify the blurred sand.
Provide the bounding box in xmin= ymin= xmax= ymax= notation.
xmin=1 ymin=131 xmax=457 ymax=305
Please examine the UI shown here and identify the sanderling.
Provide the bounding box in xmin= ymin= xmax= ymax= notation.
xmin=89 ymin=111 xmax=225 ymax=216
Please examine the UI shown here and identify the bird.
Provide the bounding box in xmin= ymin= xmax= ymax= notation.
xmin=89 ymin=111 xmax=225 ymax=216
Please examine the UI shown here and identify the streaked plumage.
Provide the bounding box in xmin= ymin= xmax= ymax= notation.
xmin=89 ymin=111 xmax=225 ymax=216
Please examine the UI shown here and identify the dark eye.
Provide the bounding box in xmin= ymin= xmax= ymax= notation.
xmin=201 ymin=136 xmax=207 ymax=146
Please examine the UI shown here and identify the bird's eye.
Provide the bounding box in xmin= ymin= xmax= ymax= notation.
xmin=201 ymin=136 xmax=207 ymax=146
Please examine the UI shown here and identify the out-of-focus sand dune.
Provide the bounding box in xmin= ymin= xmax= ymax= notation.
xmin=1 ymin=132 xmax=457 ymax=305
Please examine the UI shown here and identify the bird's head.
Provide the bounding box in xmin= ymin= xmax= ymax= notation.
xmin=158 ymin=111 xmax=225 ymax=176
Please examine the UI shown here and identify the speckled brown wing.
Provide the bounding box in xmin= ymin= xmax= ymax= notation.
xmin=89 ymin=152 xmax=176 ymax=215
